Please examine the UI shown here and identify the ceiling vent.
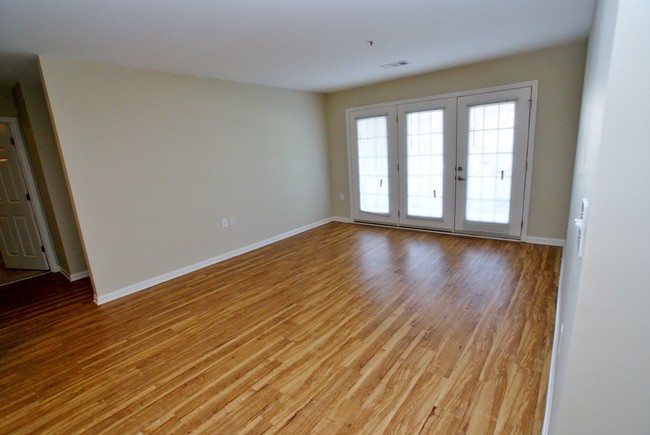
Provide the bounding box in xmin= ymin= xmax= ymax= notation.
xmin=381 ymin=60 xmax=409 ymax=69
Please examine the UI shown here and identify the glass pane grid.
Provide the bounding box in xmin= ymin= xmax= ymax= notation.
xmin=466 ymin=102 xmax=515 ymax=224
xmin=406 ymin=110 xmax=444 ymax=218
xmin=357 ymin=117 xmax=389 ymax=214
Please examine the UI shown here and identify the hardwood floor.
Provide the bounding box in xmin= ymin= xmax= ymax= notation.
xmin=0 ymin=223 xmax=561 ymax=434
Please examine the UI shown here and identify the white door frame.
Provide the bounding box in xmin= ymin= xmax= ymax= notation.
xmin=0 ymin=117 xmax=59 ymax=272
xmin=345 ymin=81 xmax=538 ymax=241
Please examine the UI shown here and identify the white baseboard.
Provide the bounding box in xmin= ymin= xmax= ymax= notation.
xmin=60 ymin=268 xmax=90 ymax=282
xmin=541 ymin=268 xmax=564 ymax=434
xmin=95 ymin=217 xmax=335 ymax=305
xmin=338 ymin=219 xmax=564 ymax=247
xmin=525 ymin=236 xmax=565 ymax=247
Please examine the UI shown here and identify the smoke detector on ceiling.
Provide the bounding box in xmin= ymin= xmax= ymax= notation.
xmin=381 ymin=60 xmax=409 ymax=69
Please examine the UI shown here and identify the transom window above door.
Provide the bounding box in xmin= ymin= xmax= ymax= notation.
xmin=347 ymin=82 xmax=537 ymax=240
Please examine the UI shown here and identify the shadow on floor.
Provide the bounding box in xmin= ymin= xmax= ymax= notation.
xmin=0 ymin=255 xmax=49 ymax=287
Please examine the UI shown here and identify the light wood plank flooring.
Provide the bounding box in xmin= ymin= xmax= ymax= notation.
xmin=0 ymin=223 xmax=561 ymax=433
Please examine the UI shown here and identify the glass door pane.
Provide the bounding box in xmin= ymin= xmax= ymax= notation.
xmin=357 ymin=116 xmax=390 ymax=214
xmin=398 ymin=99 xmax=456 ymax=231
xmin=465 ymin=102 xmax=515 ymax=224
xmin=406 ymin=110 xmax=444 ymax=218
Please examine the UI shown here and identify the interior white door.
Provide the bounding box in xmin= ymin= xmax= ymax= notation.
xmin=397 ymin=98 xmax=456 ymax=231
xmin=0 ymin=122 xmax=49 ymax=270
xmin=455 ymin=88 xmax=532 ymax=238
xmin=349 ymin=106 xmax=399 ymax=225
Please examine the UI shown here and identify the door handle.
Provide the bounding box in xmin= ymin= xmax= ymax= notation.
xmin=457 ymin=175 xmax=467 ymax=181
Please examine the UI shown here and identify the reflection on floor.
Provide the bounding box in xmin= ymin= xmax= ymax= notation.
xmin=0 ymin=255 xmax=49 ymax=286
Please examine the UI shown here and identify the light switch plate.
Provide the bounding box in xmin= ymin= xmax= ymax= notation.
xmin=574 ymin=198 xmax=588 ymax=258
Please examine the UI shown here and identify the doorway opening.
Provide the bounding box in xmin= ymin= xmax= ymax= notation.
xmin=0 ymin=118 xmax=57 ymax=285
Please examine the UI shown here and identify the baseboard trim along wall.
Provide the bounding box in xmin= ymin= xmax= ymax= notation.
xmin=95 ymin=218 xmax=566 ymax=305
xmin=525 ymin=236 xmax=566 ymax=247
xmin=96 ymin=217 xmax=336 ymax=305
xmin=541 ymin=270 xmax=564 ymax=435
xmin=60 ymin=268 xmax=90 ymax=282
xmin=336 ymin=217 xmax=565 ymax=247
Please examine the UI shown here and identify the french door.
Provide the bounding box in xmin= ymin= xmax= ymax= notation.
xmin=455 ymin=88 xmax=531 ymax=237
xmin=349 ymin=106 xmax=399 ymax=225
xmin=397 ymin=98 xmax=457 ymax=231
xmin=349 ymin=86 xmax=533 ymax=239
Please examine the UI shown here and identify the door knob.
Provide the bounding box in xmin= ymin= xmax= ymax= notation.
xmin=457 ymin=175 xmax=467 ymax=181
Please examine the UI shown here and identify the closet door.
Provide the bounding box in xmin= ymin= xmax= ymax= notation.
xmin=349 ymin=107 xmax=399 ymax=225
xmin=397 ymin=98 xmax=456 ymax=231
xmin=455 ymin=87 xmax=532 ymax=238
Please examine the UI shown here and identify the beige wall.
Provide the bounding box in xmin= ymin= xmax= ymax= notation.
xmin=39 ymin=56 xmax=330 ymax=299
xmin=548 ymin=1 xmax=618 ymax=431
xmin=550 ymin=0 xmax=650 ymax=432
xmin=0 ymin=81 xmax=18 ymax=116
xmin=326 ymin=41 xmax=587 ymax=240
xmin=13 ymin=82 xmax=87 ymax=276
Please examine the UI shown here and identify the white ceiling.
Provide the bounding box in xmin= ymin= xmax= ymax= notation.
xmin=0 ymin=0 xmax=595 ymax=93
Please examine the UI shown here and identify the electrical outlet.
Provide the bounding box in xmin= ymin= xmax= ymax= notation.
xmin=339 ymin=192 xmax=345 ymax=200
xmin=221 ymin=217 xmax=229 ymax=228
xmin=229 ymin=216 xmax=236 ymax=226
